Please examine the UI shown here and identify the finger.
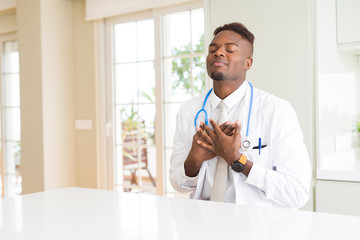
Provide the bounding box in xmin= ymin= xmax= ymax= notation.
xmin=197 ymin=127 xmax=213 ymax=145
xmin=210 ymin=119 xmax=223 ymax=135
xmin=200 ymin=122 xmax=216 ymax=138
xmin=197 ymin=139 xmax=214 ymax=152
xmin=219 ymin=121 xmax=231 ymax=131
xmin=223 ymin=124 xmax=234 ymax=135
xmin=228 ymin=129 xmax=235 ymax=136
xmin=234 ymin=120 xmax=241 ymax=137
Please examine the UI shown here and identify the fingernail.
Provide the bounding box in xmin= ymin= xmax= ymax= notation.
xmin=197 ymin=140 xmax=200 ymax=144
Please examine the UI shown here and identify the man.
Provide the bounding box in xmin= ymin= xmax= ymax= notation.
xmin=169 ymin=22 xmax=311 ymax=208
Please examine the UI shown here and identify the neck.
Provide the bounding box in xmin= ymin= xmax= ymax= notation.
xmin=213 ymin=79 xmax=245 ymax=100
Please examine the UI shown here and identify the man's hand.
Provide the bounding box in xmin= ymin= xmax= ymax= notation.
xmin=184 ymin=121 xmax=235 ymax=177
xmin=197 ymin=119 xmax=242 ymax=165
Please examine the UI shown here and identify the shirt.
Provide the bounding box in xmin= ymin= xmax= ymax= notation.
xmin=169 ymin=81 xmax=312 ymax=208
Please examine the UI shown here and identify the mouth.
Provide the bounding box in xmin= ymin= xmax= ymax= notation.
xmin=212 ymin=60 xmax=227 ymax=67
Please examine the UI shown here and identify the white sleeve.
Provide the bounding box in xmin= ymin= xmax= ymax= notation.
xmin=169 ymin=103 xmax=199 ymax=193
xmin=245 ymin=101 xmax=312 ymax=208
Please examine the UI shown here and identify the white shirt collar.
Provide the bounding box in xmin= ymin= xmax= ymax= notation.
xmin=210 ymin=80 xmax=248 ymax=110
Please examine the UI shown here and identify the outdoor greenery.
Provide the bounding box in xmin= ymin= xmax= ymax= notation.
xmin=120 ymin=34 xmax=205 ymax=144
xmin=171 ymin=34 xmax=205 ymax=94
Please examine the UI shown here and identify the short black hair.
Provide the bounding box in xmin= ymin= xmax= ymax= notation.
xmin=213 ymin=22 xmax=255 ymax=54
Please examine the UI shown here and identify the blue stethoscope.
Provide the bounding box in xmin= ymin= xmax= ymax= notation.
xmin=194 ymin=82 xmax=254 ymax=151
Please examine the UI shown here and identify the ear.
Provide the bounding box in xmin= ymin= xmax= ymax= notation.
xmin=244 ymin=58 xmax=253 ymax=71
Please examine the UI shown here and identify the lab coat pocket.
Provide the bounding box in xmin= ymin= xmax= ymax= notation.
xmin=247 ymin=146 xmax=272 ymax=169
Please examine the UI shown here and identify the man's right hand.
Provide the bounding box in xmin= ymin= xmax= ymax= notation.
xmin=184 ymin=121 xmax=235 ymax=177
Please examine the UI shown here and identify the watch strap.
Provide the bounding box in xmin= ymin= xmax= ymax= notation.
xmin=239 ymin=154 xmax=247 ymax=165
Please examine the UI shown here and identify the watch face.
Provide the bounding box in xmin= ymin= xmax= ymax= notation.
xmin=231 ymin=162 xmax=244 ymax=172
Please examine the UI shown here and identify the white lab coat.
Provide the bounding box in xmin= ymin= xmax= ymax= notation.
xmin=169 ymin=81 xmax=312 ymax=209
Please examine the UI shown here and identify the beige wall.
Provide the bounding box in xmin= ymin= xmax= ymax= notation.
xmin=15 ymin=0 xmax=98 ymax=193
xmin=41 ymin=0 xmax=76 ymax=190
xmin=0 ymin=9 xmax=16 ymax=35
xmin=17 ymin=0 xmax=78 ymax=193
xmin=206 ymin=0 xmax=315 ymax=211
xmin=73 ymin=0 xmax=98 ymax=188
xmin=17 ymin=0 xmax=45 ymax=193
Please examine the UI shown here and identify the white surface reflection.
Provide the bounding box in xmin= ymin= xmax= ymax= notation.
xmin=1 ymin=188 xmax=360 ymax=239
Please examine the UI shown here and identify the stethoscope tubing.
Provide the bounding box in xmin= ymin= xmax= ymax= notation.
xmin=194 ymin=88 xmax=213 ymax=127
xmin=194 ymin=82 xmax=254 ymax=138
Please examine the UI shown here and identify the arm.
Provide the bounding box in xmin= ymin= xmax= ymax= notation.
xmin=169 ymin=105 xmax=235 ymax=193
xmin=246 ymin=101 xmax=311 ymax=208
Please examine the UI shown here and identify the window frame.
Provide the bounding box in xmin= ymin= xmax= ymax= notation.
xmin=104 ymin=1 xmax=205 ymax=196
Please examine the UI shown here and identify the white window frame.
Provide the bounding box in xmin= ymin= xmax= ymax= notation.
xmin=102 ymin=1 xmax=205 ymax=196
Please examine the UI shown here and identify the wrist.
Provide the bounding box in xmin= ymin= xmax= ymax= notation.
xmin=228 ymin=152 xmax=241 ymax=165
xmin=230 ymin=154 xmax=248 ymax=173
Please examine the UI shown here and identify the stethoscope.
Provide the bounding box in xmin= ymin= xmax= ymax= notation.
xmin=194 ymin=82 xmax=254 ymax=151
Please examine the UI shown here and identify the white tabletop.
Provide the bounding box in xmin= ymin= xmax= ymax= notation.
xmin=1 ymin=187 xmax=360 ymax=240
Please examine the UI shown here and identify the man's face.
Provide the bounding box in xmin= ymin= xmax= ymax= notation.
xmin=206 ymin=30 xmax=253 ymax=82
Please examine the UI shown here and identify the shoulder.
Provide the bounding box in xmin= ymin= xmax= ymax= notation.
xmin=253 ymin=86 xmax=294 ymax=115
xmin=178 ymin=93 xmax=208 ymax=114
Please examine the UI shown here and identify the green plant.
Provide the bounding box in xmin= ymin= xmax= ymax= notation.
xmin=171 ymin=34 xmax=205 ymax=94
xmin=121 ymin=34 xmax=205 ymax=144
xmin=356 ymin=119 xmax=360 ymax=133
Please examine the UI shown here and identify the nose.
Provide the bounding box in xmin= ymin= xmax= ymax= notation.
xmin=214 ymin=47 xmax=225 ymax=57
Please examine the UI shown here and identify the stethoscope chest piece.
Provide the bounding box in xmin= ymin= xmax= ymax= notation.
xmin=241 ymin=138 xmax=252 ymax=152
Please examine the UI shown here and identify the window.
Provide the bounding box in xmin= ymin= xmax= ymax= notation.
xmin=105 ymin=2 xmax=205 ymax=195
xmin=112 ymin=18 xmax=157 ymax=193
xmin=0 ymin=37 xmax=21 ymax=198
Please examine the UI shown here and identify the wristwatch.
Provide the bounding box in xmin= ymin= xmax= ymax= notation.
xmin=231 ymin=154 xmax=247 ymax=172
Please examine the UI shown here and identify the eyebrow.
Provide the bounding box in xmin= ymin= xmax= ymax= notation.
xmin=209 ymin=42 xmax=239 ymax=47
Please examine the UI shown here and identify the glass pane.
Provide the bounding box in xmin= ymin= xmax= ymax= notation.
xmin=138 ymin=104 xmax=155 ymax=145
xmin=2 ymin=41 xmax=19 ymax=73
xmin=163 ymin=11 xmax=191 ymax=57
xmin=114 ymin=22 xmax=137 ymax=63
xmin=164 ymin=57 xmax=192 ymax=102
xmin=121 ymin=146 xmax=156 ymax=193
xmin=4 ymin=108 xmax=21 ymax=141
xmin=116 ymin=145 xmax=124 ymax=186
xmin=1 ymin=40 xmax=21 ymax=198
xmin=137 ymin=19 xmax=155 ymax=61
xmin=164 ymin=103 xmax=181 ymax=148
xmin=122 ymin=145 xmax=139 ymax=190
xmin=4 ymin=175 xmax=17 ymax=197
xmin=138 ymin=61 xmax=155 ymax=104
xmin=192 ymin=56 xmax=206 ymax=94
xmin=140 ymin=146 xmax=156 ymax=192
xmin=4 ymin=142 xmax=18 ymax=174
xmin=117 ymin=104 xmax=139 ymax=145
xmin=191 ymin=9 xmax=205 ymax=53
xmin=3 ymin=74 xmax=20 ymax=107
xmin=115 ymin=63 xmax=138 ymax=104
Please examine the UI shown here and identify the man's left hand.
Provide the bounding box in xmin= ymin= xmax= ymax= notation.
xmin=197 ymin=119 xmax=242 ymax=164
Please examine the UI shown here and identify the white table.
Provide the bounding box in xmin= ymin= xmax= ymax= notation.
xmin=1 ymin=187 xmax=360 ymax=240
